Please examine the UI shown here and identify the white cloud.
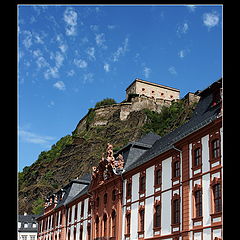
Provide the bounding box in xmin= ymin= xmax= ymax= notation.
xmin=44 ymin=67 xmax=59 ymax=79
xmin=63 ymin=7 xmax=78 ymax=36
xmin=107 ymin=25 xmax=116 ymax=30
xmin=55 ymin=51 xmax=64 ymax=68
xmin=168 ymin=66 xmax=177 ymax=75
xmin=178 ymin=48 xmax=190 ymax=59
xmin=203 ymin=11 xmax=220 ymax=29
xmin=56 ymin=34 xmax=68 ymax=53
xmin=177 ymin=22 xmax=189 ymax=37
xmin=86 ymin=47 xmax=96 ymax=60
xmin=83 ymin=73 xmax=94 ymax=84
xmin=95 ymin=33 xmax=107 ymax=48
xmin=74 ymin=58 xmax=88 ymax=69
xmin=143 ymin=67 xmax=151 ymax=79
xmin=19 ymin=129 xmax=55 ymax=145
xmin=53 ymin=81 xmax=66 ymax=91
xmin=112 ymin=37 xmax=129 ymax=62
xmin=22 ymin=30 xmax=33 ymax=49
xmin=103 ymin=63 xmax=110 ymax=72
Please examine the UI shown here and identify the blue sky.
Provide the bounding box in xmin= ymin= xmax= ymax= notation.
xmin=18 ymin=4 xmax=222 ymax=172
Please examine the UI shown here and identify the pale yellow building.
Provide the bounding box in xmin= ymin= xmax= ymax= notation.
xmin=126 ymin=78 xmax=180 ymax=101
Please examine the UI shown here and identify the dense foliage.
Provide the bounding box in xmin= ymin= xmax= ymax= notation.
xmin=142 ymin=99 xmax=197 ymax=136
xmin=32 ymin=198 xmax=44 ymax=215
xmin=94 ymin=98 xmax=117 ymax=108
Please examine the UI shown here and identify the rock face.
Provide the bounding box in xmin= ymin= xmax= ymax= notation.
xmin=18 ymin=95 xmax=197 ymax=214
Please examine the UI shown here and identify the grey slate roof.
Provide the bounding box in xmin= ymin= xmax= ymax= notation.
xmin=18 ymin=214 xmax=39 ymax=232
xmin=114 ymin=132 xmax=161 ymax=170
xmin=54 ymin=173 xmax=91 ymax=209
xmin=124 ymin=79 xmax=222 ymax=172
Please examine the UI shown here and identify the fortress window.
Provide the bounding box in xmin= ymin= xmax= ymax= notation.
xmin=142 ymin=88 xmax=145 ymax=91
xmin=152 ymin=90 xmax=155 ymax=93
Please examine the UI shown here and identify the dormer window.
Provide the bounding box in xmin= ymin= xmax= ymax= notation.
xmin=24 ymin=222 xmax=28 ymax=228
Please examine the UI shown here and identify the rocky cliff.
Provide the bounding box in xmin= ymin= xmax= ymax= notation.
xmin=18 ymin=95 xmax=198 ymax=214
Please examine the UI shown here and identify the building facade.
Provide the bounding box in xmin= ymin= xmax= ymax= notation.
xmin=37 ymin=79 xmax=222 ymax=240
xmin=18 ymin=213 xmax=39 ymax=240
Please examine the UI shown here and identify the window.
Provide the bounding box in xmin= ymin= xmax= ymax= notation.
xmin=30 ymin=236 xmax=36 ymax=240
xmin=173 ymin=161 xmax=180 ymax=178
xmin=195 ymin=190 xmax=202 ymax=217
xmin=73 ymin=227 xmax=76 ymax=240
xmin=87 ymin=224 xmax=91 ymax=240
xmin=21 ymin=236 xmax=27 ymax=240
xmin=173 ymin=199 xmax=180 ymax=224
xmin=74 ymin=204 xmax=78 ymax=220
xmin=88 ymin=200 xmax=91 ymax=215
xmin=95 ymin=216 xmax=99 ymax=238
xmin=68 ymin=207 xmax=72 ymax=223
xmin=213 ymin=183 xmax=222 ymax=213
xmin=112 ymin=210 xmax=116 ymax=237
xmin=81 ymin=201 xmax=84 ymax=218
xmin=103 ymin=214 xmax=108 ymax=237
xmin=194 ymin=148 xmax=201 ymax=167
xmin=154 ymin=205 xmax=161 ymax=228
xmin=112 ymin=189 xmax=117 ymax=201
xmin=142 ymin=88 xmax=145 ymax=91
xmin=79 ymin=226 xmax=83 ymax=240
xmin=126 ymin=213 xmax=131 ymax=235
xmin=139 ymin=209 xmax=145 ymax=232
xmin=139 ymin=175 xmax=146 ymax=193
xmin=212 ymin=139 xmax=220 ymax=159
xmin=155 ymin=169 xmax=161 ymax=186
xmin=126 ymin=181 xmax=132 ymax=198
xmin=152 ymin=90 xmax=155 ymax=93
xmin=104 ymin=193 xmax=108 ymax=205
xmin=24 ymin=222 xmax=28 ymax=228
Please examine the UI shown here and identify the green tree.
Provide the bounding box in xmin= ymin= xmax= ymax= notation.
xmin=32 ymin=198 xmax=44 ymax=215
xmin=95 ymin=98 xmax=117 ymax=108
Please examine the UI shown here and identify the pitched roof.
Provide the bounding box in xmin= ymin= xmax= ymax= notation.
xmin=18 ymin=214 xmax=39 ymax=232
xmin=124 ymin=79 xmax=222 ymax=172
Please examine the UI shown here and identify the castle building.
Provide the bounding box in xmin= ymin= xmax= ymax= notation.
xmin=37 ymin=79 xmax=222 ymax=240
xmin=125 ymin=78 xmax=180 ymax=101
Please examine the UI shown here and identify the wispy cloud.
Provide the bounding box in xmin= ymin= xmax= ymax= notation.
xmin=74 ymin=58 xmax=88 ymax=69
xmin=83 ymin=73 xmax=94 ymax=84
xmin=44 ymin=67 xmax=59 ymax=79
xmin=103 ymin=63 xmax=110 ymax=72
xmin=112 ymin=37 xmax=129 ymax=62
xmin=143 ymin=67 xmax=151 ymax=79
xmin=86 ymin=47 xmax=96 ymax=61
xmin=203 ymin=11 xmax=220 ymax=30
xmin=178 ymin=48 xmax=190 ymax=59
xmin=95 ymin=33 xmax=107 ymax=49
xmin=176 ymin=22 xmax=189 ymax=37
xmin=19 ymin=129 xmax=55 ymax=145
xmin=53 ymin=81 xmax=66 ymax=91
xmin=63 ymin=7 xmax=78 ymax=36
xmin=168 ymin=66 xmax=177 ymax=76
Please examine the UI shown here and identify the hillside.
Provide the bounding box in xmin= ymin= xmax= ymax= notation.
xmin=18 ymin=96 xmax=198 ymax=214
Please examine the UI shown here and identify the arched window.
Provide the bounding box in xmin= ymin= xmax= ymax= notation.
xmin=112 ymin=210 xmax=116 ymax=237
xmin=103 ymin=213 xmax=108 ymax=237
xmin=95 ymin=216 xmax=99 ymax=238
